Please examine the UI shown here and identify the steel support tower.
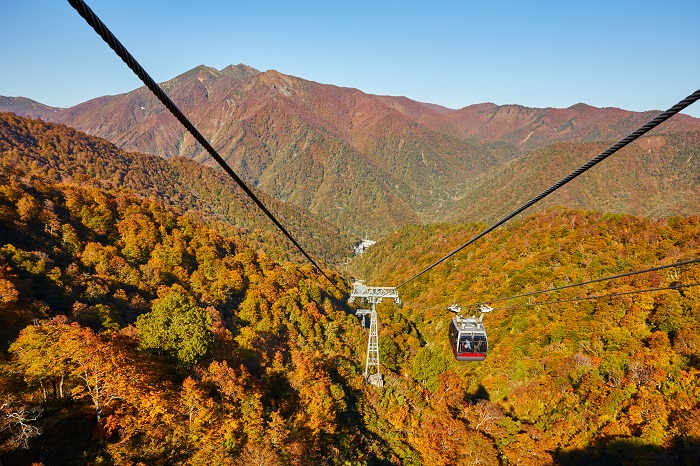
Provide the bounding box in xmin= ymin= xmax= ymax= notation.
xmin=349 ymin=281 xmax=400 ymax=387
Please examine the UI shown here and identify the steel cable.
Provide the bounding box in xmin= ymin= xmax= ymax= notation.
xmin=491 ymin=282 xmax=700 ymax=311
xmin=480 ymin=257 xmax=700 ymax=305
xmin=396 ymin=88 xmax=700 ymax=289
xmin=67 ymin=0 xmax=338 ymax=291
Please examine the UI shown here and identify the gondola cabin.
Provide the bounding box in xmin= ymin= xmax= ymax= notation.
xmin=447 ymin=304 xmax=492 ymax=361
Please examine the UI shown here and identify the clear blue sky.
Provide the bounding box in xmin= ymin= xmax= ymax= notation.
xmin=2 ymin=0 xmax=699 ymax=116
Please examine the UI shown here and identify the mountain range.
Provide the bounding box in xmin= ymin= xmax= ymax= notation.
xmin=2 ymin=64 xmax=700 ymax=238
xmin=0 ymin=112 xmax=354 ymax=267
xmin=2 ymin=65 xmax=700 ymax=465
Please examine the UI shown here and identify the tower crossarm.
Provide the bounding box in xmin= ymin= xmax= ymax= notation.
xmin=349 ymin=281 xmax=400 ymax=304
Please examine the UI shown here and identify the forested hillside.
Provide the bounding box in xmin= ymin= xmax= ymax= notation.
xmin=1 ymin=157 xmax=698 ymax=464
xmin=0 ymin=112 xmax=355 ymax=267
xmin=4 ymin=65 xmax=699 ymax=237
xmin=441 ymin=134 xmax=700 ymax=223
xmin=349 ymin=208 xmax=700 ymax=465
xmin=1 ymin=80 xmax=699 ymax=465
xmin=0 ymin=169 xmax=370 ymax=464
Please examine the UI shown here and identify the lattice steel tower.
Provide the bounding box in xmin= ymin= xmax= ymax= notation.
xmin=349 ymin=281 xmax=400 ymax=387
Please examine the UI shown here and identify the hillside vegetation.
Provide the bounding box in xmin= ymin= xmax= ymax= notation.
xmin=444 ymin=135 xmax=700 ymax=224
xmin=1 ymin=157 xmax=698 ymax=464
xmin=0 ymin=112 xmax=355 ymax=267
xmin=349 ymin=208 xmax=700 ymax=464
xmin=3 ymin=65 xmax=699 ymax=237
xmin=1 ymin=73 xmax=699 ymax=464
xmin=0 ymin=169 xmax=371 ymax=464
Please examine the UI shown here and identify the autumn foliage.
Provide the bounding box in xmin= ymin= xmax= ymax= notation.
xmin=0 ymin=112 xmax=699 ymax=464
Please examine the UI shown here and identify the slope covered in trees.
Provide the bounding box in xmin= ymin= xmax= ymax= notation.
xmin=4 ymin=65 xmax=699 ymax=238
xmin=0 ymin=169 xmax=366 ymax=464
xmin=442 ymin=134 xmax=700 ymax=223
xmin=1 ymin=157 xmax=698 ymax=464
xmin=0 ymin=112 xmax=355 ymax=267
xmin=349 ymin=208 xmax=700 ymax=464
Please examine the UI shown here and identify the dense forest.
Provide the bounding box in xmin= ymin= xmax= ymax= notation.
xmin=0 ymin=168 xmax=368 ymax=464
xmin=445 ymin=134 xmax=700 ymax=224
xmin=350 ymin=209 xmax=700 ymax=465
xmin=0 ymin=112 xmax=356 ymax=268
xmin=0 ymin=113 xmax=699 ymax=465
xmin=1 ymin=164 xmax=698 ymax=464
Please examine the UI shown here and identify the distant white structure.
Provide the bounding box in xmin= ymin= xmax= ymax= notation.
xmin=353 ymin=236 xmax=376 ymax=256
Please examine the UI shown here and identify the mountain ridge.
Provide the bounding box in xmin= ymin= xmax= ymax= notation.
xmin=0 ymin=112 xmax=355 ymax=266
xmin=1 ymin=109 xmax=699 ymax=465
xmin=2 ymin=64 xmax=700 ymax=238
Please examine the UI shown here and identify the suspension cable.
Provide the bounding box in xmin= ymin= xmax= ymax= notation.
xmin=480 ymin=257 xmax=700 ymax=305
xmin=66 ymin=0 xmax=338 ymax=291
xmin=412 ymin=257 xmax=699 ymax=313
xmin=491 ymin=282 xmax=700 ymax=311
xmin=395 ymin=89 xmax=700 ymax=289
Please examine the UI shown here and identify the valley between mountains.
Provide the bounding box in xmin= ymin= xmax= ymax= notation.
xmin=1 ymin=65 xmax=699 ymax=465
xmin=3 ymin=64 xmax=699 ymax=238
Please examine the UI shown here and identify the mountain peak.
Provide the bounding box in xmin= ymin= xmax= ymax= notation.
xmin=568 ymin=102 xmax=595 ymax=112
xmin=162 ymin=65 xmax=220 ymax=88
xmin=161 ymin=64 xmax=259 ymax=90
xmin=256 ymin=70 xmax=303 ymax=97
xmin=220 ymin=63 xmax=260 ymax=79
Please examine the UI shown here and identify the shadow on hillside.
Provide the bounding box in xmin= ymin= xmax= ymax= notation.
xmin=553 ymin=436 xmax=700 ymax=466
xmin=2 ymin=402 xmax=97 ymax=466
xmin=469 ymin=384 xmax=491 ymax=402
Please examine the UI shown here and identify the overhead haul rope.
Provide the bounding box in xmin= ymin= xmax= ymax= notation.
xmin=396 ymin=88 xmax=700 ymax=290
xmin=480 ymin=257 xmax=700 ymax=306
xmin=491 ymin=282 xmax=700 ymax=311
xmin=411 ymin=257 xmax=700 ymax=313
xmin=67 ymin=0 xmax=338 ymax=291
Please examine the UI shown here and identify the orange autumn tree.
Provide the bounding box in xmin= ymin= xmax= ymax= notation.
xmin=10 ymin=318 xmax=143 ymax=421
xmin=409 ymin=371 xmax=500 ymax=466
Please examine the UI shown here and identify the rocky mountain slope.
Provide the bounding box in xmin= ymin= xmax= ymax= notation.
xmin=3 ymin=65 xmax=699 ymax=237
